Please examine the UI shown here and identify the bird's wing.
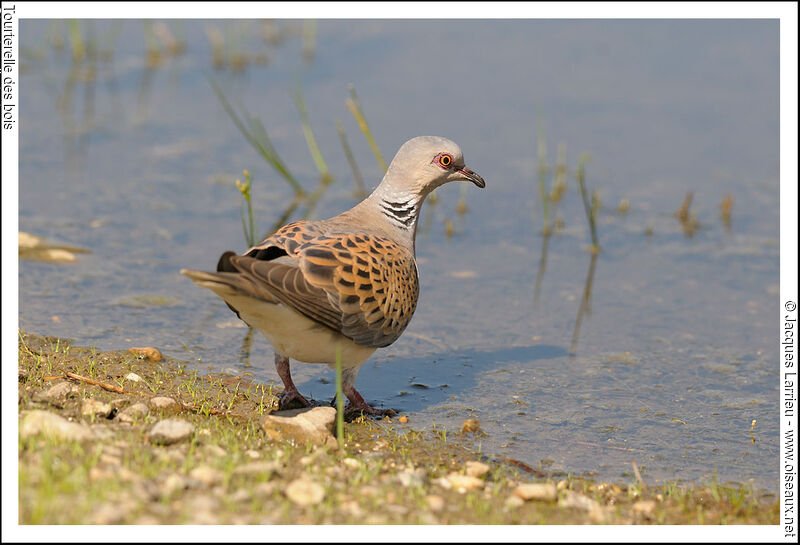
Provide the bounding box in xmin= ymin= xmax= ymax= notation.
xmin=228 ymin=231 xmax=419 ymax=348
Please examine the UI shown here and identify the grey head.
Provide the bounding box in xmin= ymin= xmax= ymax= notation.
xmin=341 ymin=135 xmax=485 ymax=252
xmin=379 ymin=135 xmax=486 ymax=198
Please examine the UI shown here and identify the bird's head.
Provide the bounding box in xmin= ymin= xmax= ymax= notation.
xmin=382 ymin=136 xmax=486 ymax=198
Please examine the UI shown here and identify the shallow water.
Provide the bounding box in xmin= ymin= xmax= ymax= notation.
xmin=18 ymin=20 xmax=779 ymax=489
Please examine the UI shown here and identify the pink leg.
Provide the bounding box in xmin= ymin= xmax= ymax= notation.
xmin=275 ymin=353 xmax=313 ymax=410
xmin=342 ymin=368 xmax=395 ymax=418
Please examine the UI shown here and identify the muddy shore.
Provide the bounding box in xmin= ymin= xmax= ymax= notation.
xmin=17 ymin=332 xmax=778 ymax=525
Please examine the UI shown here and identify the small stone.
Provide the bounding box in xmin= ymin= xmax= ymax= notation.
xmin=82 ymin=398 xmax=112 ymax=418
xmin=342 ymin=457 xmax=360 ymax=469
xmin=89 ymin=467 xmax=112 ymax=482
xmin=149 ymin=396 xmax=180 ymax=415
xmin=397 ymin=415 xmax=408 ymax=423
xmin=514 ymin=483 xmax=558 ymax=502
xmin=425 ymin=494 xmax=444 ymax=512
xmin=117 ymin=402 xmax=149 ymax=423
xmin=233 ymin=461 xmax=280 ymax=477
xmin=461 ymin=418 xmax=481 ymax=434
xmin=558 ymin=490 xmax=609 ymax=523
xmin=35 ymin=381 xmax=78 ymax=405
xmin=244 ymin=449 xmax=261 ymax=459
xmin=340 ymin=499 xmax=364 ymax=518
xmin=632 ymin=500 xmax=657 ymax=518
xmin=285 ymin=478 xmax=325 ymax=506
xmin=99 ymin=453 xmax=121 ymax=466
xmin=505 ymin=495 xmax=525 ymax=509
xmin=110 ymin=398 xmax=130 ymax=410
xmin=20 ymin=410 xmax=94 ymax=441
xmin=202 ymin=444 xmax=227 ymax=458
xmin=446 ymin=472 xmax=484 ymax=492
xmin=91 ymin=425 xmax=114 ymax=440
xmin=253 ymin=482 xmax=276 ymax=497
xmin=189 ymin=465 xmax=223 ymax=487
xmin=397 ymin=469 xmax=425 ymax=488
xmin=229 ymin=488 xmax=252 ymax=503
xmin=91 ymin=503 xmax=126 ymax=524
xmin=557 ymin=479 xmax=569 ymax=491
xmin=128 ymin=347 xmax=163 ymax=362
xmin=125 ymin=372 xmax=142 ymax=383
xmin=161 ymin=474 xmax=193 ymax=496
xmin=148 ymin=419 xmax=194 ymax=445
xmin=261 ymin=406 xmax=336 ymax=445
xmin=435 ymin=477 xmax=453 ymax=490
xmin=465 ymin=461 xmax=490 ymax=478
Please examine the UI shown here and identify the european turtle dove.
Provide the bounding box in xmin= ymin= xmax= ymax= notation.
xmin=182 ymin=136 xmax=485 ymax=416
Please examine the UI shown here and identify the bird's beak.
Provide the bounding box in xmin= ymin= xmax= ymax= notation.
xmin=456 ymin=166 xmax=486 ymax=188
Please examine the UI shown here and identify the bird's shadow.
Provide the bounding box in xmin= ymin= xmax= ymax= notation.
xmin=299 ymin=344 xmax=568 ymax=416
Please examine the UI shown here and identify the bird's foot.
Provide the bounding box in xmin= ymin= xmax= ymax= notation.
xmin=277 ymin=388 xmax=314 ymax=411
xmin=344 ymin=404 xmax=397 ymax=421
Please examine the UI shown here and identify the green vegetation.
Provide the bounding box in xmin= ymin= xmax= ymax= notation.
xmin=17 ymin=332 xmax=778 ymax=525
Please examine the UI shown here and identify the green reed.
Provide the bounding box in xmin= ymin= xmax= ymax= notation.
xmin=294 ymin=83 xmax=334 ymax=184
xmin=576 ymin=153 xmax=599 ymax=252
xmin=335 ymin=345 xmax=345 ymax=449
xmin=346 ymin=84 xmax=387 ymax=173
xmin=235 ymin=170 xmax=258 ymax=247
xmin=211 ymin=78 xmax=304 ymax=195
xmin=336 ymin=119 xmax=367 ymax=198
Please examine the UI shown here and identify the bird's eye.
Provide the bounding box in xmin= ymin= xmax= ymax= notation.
xmin=438 ymin=154 xmax=453 ymax=168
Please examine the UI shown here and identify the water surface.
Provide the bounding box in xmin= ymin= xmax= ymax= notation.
xmin=18 ymin=19 xmax=779 ymax=489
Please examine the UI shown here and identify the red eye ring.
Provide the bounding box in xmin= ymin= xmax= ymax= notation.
xmin=438 ymin=154 xmax=453 ymax=168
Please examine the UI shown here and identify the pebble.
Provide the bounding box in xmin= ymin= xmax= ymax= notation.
xmin=124 ymin=372 xmax=142 ymax=383
xmin=253 ymin=482 xmax=276 ymax=497
xmin=81 ymin=398 xmax=112 ymax=418
xmin=148 ymin=396 xmax=180 ymax=415
xmin=505 ymin=495 xmax=525 ymax=509
xmin=632 ymin=500 xmax=657 ymax=518
xmin=425 ymin=494 xmax=445 ymax=512
xmin=261 ymin=406 xmax=336 ymax=445
xmin=397 ymin=469 xmax=425 ymax=488
xmin=189 ymin=465 xmax=223 ymax=487
xmin=446 ymin=472 xmax=485 ymax=493
xmin=465 ymin=460 xmax=490 ymax=478
xmin=35 ymin=381 xmax=78 ymax=406
xmin=202 ymin=444 xmax=227 ymax=458
xmin=20 ymin=410 xmax=94 ymax=441
xmin=285 ymin=478 xmax=325 ymax=506
xmin=244 ymin=449 xmax=261 ymax=459
xmin=128 ymin=347 xmax=163 ymax=362
xmin=91 ymin=503 xmax=127 ymax=524
xmin=461 ymin=418 xmax=481 ymax=434
xmin=342 ymin=457 xmax=360 ymax=469
xmin=513 ymin=482 xmax=558 ymax=502
xmin=148 ymin=419 xmax=194 ymax=445
xmin=228 ymin=489 xmax=252 ymax=503
xmin=558 ymin=490 xmax=609 ymax=523
xmin=232 ymin=461 xmax=280 ymax=477
xmin=117 ymin=402 xmax=149 ymax=423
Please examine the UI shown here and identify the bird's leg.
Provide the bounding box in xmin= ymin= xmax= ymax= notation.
xmin=275 ymin=353 xmax=313 ymax=410
xmin=341 ymin=367 xmax=395 ymax=418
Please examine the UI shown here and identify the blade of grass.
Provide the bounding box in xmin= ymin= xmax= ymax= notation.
xmin=210 ymin=77 xmax=304 ymax=195
xmin=576 ymin=153 xmax=599 ymax=252
xmin=336 ymin=119 xmax=366 ymax=197
xmin=235 ymin=169 xmax=258 ymax=247
xmin=335 ymin=344 xmax=344 ymax=449
xmin=294 ymin=83 xmax=334 ymax=184
xmin=346 ymin=84 xmax=386 ymax=173
xmin=302 ymin=20 xmax=317 ymax=63
xmin=537 ymin=121 xmax=550 ymax=235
